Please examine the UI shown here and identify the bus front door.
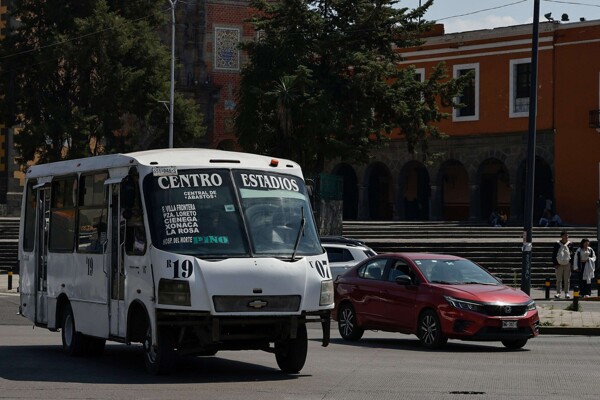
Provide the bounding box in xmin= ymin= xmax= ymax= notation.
xmin=109 ymin=184 xmax=126 ymax=338
xmin=35 ymin=187 xmax=50 ymax=325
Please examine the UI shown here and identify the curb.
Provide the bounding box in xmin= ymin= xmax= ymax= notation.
xmin=539 ymin=326 xmax=600 ymax=335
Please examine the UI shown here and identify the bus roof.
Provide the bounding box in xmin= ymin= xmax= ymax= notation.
xmin=26 ymin=148 xmax=303 ymax=179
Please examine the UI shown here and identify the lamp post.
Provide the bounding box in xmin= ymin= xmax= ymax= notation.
xmin=521 ymin=0 xmax=541 ymax=295
xmin=167 ymin=0 xmax=179 ymax=148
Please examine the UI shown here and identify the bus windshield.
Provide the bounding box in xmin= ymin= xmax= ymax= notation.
xmin=143 ymin=168 xmax=322 ymax=258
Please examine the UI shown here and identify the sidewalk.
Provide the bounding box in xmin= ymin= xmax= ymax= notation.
xmin=2 ymin=273 xmax=600 ymax=335
xmin=530 ymin=287 xmax=600 ymax=335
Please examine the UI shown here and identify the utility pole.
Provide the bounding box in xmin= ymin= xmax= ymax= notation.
xmin=168 ymin=0 xmax=178 ymax=148
xmin=521 ymin=0 xmax=541 ymax=295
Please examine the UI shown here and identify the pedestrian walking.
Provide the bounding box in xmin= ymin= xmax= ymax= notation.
xmin=552 ymin=230 xmax=573 ymax=298
xmin=573 ymin=238 xmax=596 ymax=298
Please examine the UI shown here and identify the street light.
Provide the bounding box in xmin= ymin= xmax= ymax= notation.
xmin=167 ymin=0 xmax=178 ymax=148
xmin=521 ymin=0 xmax=540 ymax=295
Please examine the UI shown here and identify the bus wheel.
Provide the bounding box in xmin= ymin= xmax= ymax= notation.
xmin=143 ymin=324 xmax=176 ymax=375
xmin=275 ymin=324 xmax=308 ymax=373
xmin=61 ymin=303 xmax=86 ymax=357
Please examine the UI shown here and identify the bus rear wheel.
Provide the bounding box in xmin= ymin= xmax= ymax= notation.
xmin=61 ymin=303 xmax=86 ymax=356
xmin=275 ymin=324 xmax=308 ymax=373
xmin=143 ymin=324 xmax=176 ymax=375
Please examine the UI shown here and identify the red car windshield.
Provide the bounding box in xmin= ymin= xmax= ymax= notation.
xmin=414 ymin=259 xmax=500 ymax=285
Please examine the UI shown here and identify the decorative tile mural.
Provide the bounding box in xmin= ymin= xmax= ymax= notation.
xmin=215 ymin=27 xmax=240 ymax=70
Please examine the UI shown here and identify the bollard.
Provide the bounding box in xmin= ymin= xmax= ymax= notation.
xmin=7 ymin=270 xmax=12 ymax=291
xmin=545 ymin=277 xmax=551 ymax=299
xmin=573 ymin=285 xmax=580 ymax=311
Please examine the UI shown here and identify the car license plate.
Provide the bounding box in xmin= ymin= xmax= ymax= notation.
xmin=502 ymin=320 xmax=518 ymax=329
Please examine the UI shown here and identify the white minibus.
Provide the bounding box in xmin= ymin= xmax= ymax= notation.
xmin=18 ymin=148 xmax=333 ymax=374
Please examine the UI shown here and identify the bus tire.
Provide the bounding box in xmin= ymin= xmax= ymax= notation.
xmin=275 ymin=323 xmax=307 ymax=373
xmin=61 ymin=303 xmax=86 ymax=357
xmin=143 ymin=323 xmax=176 ymax=375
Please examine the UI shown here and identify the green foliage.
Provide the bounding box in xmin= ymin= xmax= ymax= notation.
xmin=236 ymin=0 xmax=469 ymax=174
xmin=0 ymin=0 xmax=205 ymax=166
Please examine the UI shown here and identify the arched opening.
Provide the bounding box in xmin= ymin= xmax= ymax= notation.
xmin=439 ymin=160 xmax=469 ymax=221
xmin=400 ymin=161 xmax=430 ymax=220
xmin=478 ymin=158 xmax=510 ymax=221
xmin=518 ymin=156 xmax=554 ymax=222
xmin=366 ymin=163 xmax=393 ymax=220
xmin=332 ymin=163 xmax=358 ymax=220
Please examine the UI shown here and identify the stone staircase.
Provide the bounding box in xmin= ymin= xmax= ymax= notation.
xmin=0 ymin=216 xmax=596 ymax=289
xmin=0 ymin=217 xmax=19 ymax=272
xmin=342 ymin=221 xmax=598 ymax=288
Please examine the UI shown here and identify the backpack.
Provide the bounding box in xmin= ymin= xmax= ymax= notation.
xmin=556 ymin=241 xmax=571 ymax=266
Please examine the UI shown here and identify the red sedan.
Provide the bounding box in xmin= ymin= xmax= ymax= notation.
xmin=333 ymin=253 xmax=539 ymax=349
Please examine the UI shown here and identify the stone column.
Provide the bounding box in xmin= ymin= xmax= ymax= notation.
xmin=510 ymin=183 xmax=521 ymax=223
xmin=392 ymin=182 xmax=400 ymax=220
xmin=469 ymin=184 xmax=480 ymax=220
xmin=357 ymin=185 xmax=369 ymax=220
xmin=429 ymin=185 xmax=439 ymax=221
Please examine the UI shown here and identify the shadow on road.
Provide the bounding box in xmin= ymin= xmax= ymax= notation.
xmin=0 ymin=344 xmax=305 ymax=384
xmin=318 ymin=337 xmax=531 ymax=353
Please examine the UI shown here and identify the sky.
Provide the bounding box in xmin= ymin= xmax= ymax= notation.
xmin=402 ymin=0 xmax=600 ymax=33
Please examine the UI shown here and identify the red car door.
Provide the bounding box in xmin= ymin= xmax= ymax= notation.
xmin=348 ymin=257 xmax=390 ymax=326
xmin=379 ymin=258 xmax=419 ymax=332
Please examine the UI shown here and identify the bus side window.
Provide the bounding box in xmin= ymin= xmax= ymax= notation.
xmin=122 ymin=172 xmax=146 ymax=255
xmin=49 ymin=176 xmax=77 ymax=252
xmin=77 ymin=172 xmax=108 ymax=253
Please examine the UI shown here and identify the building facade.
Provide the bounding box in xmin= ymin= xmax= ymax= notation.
xmin=171 ymin=0 xmax=254 ymax=150
xmin=2 ymin=5 xmax=599 ymax=225
xmin=327 ymin=20 xmax=600 ymax=225
xmin=0 ymin=0 xmax=256 ymax=215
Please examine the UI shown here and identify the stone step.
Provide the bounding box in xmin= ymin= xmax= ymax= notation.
xmin=343 ymin=221 xmax=597 ymax=287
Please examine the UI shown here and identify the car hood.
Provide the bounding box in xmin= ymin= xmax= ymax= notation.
xmin=441 ymin=284 xmax=532 ymax=304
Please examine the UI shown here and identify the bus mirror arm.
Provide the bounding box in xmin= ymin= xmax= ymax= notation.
xmin=291 ymin=207 xmax=306 ymax=261
xmin=102 ymin=242 xmax=108 ymax=276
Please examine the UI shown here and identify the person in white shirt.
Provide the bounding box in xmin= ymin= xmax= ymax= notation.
xmin=573 ymin=238 xmax=596 ymax=298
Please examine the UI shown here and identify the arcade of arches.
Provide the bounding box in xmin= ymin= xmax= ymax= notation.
xmin=327 ymin=135 xmax=555 ymax=222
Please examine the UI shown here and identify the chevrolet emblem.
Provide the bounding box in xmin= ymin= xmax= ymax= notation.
xmin=248 ymin=299 xmax=268 ymax=309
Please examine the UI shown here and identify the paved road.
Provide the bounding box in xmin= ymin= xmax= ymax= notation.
xmin=1 ymin=322 xmax=600 ymax=400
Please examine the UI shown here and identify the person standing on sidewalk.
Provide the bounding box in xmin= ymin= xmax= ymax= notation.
xmin=573 ymin=238 xmax=596 ymax=298
xmin=552 ymin=230 xmax=573 ymax=299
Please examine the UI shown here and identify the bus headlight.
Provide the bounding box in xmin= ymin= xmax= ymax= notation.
xmin=320 ymin=280 xmax=334 ymax=306
xmin=158 ymin=279 xmax=191 ymax=306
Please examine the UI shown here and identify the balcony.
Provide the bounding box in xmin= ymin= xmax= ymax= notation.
xmin=589 ymin=110 xmax=600 ymax=130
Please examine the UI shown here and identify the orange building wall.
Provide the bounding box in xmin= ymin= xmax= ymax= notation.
xmin=402 ymin=31 xmax=555 ymax=137
xmin=553 ymin=24 xmax=600 ymax=224
xmin=396 ymin=22 xmax=600 ymax=224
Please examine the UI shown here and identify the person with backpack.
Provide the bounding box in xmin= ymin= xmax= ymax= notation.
xmin=552 ymin=230 xmax=573 ymax=299
xmin=573 ymin=238 xmax=596 ymax=298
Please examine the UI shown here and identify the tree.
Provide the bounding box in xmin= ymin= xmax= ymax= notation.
xmin=236 ymin=0 xmax=469 ymax=174
xmin=0 ymin=0 xmax=205 ymax=167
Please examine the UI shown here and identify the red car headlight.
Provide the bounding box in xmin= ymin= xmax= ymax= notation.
xmin=444 ymin=296 xmax=485 ymax=313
